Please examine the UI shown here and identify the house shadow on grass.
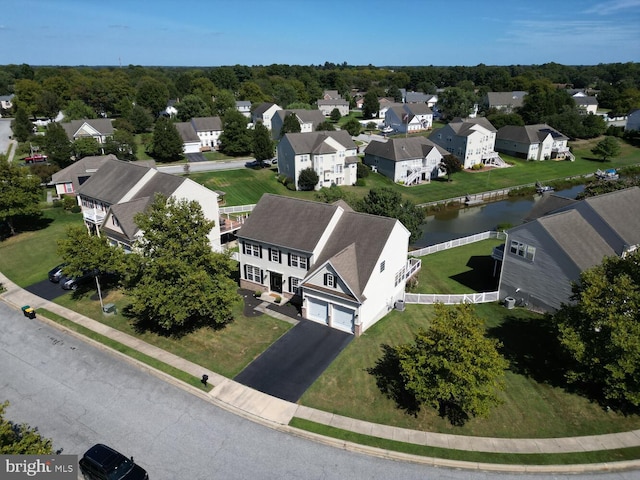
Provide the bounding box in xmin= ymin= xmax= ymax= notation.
xmin=449 ymin=255 xmax=499 ymax=292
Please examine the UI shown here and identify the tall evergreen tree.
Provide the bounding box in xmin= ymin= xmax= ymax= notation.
xmin=362 ymin=91 xmax=380 ymax=119
xmin=43 ymin=122 xmax=73 ymax=168
xmin=149 ymin=117 xmax=183 ymax=161
xmin=11 ymin=107 xmax=33 ymax=143
xmin=0 ymin=158 xmax=41 ymax=236
xmin=219 ymin=109 xmax=252 ymax=156
xmin=280 ymin=113 xmax=301 ymax=138
xmin=252 ymin=122 xmax=274 ymax=161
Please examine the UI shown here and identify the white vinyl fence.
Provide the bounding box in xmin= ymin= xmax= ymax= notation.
xmin=219 ymin=204 xmax=256 ymax=214
xmin=404 ymin=231 xmax=504 ymax=305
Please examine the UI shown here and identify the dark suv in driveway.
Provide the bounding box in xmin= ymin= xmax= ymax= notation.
xmin=48 ymin=263 xmax=67 ymax=283
xmin=79 ymin=444 xmax=148 ymax=480
xmin=60 ymin=270 xmax=95 ymax=290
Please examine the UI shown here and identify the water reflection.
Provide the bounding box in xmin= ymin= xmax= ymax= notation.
xmin=416 ymin=185 xmax=585 ymax=247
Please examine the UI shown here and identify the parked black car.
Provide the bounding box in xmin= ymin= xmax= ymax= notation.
xmin=60 ymin=270 xmax=95 ymax=290
xmin=245 ymin=159 xmax=270 ymax=168
xmin=48 ymin=263 xmax=67 ymax=283
xmin=79 ymin=444 xmax=148 ymax=480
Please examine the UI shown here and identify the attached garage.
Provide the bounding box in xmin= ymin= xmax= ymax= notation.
xmin=332 ymin=304 xmax=355 ymax=333
xmin=307 ymin=298 xmax=328 ymax=325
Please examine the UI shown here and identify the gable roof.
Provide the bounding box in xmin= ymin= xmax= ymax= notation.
xmin=447 ymin=116 xmax=497 ymax=135
xmin=103 ymin=197 xmax=152 ymax=241
xmin=580 ymin=187 xmax=640 ymax=249
xmin=497 ymin=124 xmax=568 ymax=144
xmin=405 ymin=91 xmax=431 ymax=103
xmin=191 ymin=116 xmax=222 ymax=132
xmin=238 ymin=194 xmax=341 ymax=253
xmin=253 ymin=102 xmax=279 ymax=117
xmin=486 ymin=91 xmax=527 ymax=108
xmin=317 ymin=98 xmax=349 ymax=106
xmin=50 ymin=154 xmax=117 ymax=189
xmin=573 ymin=96 xmax=598 ymax=106
xmin=282 ymin=131 xmax=356 ymax=154
xmin=77 ymin=158 xmax=154 ymax=204
xmin=62 ymin=118 xmax=115 ymax=140
xmin=174 ymin=122 xmax=200 ymax=143
xmin=523 ymin=194 xmax=578 ymax=223
xmin=275 ymin=109 xmax=326 ymax=126
xmin=364 ymin=136 xmax=446 ymax=162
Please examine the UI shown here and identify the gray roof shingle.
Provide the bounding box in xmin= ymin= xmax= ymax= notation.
xmin=364 ymin=136 xmax=446 ymax=162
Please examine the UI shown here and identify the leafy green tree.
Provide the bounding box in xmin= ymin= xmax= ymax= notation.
xmin=280 ymin=113 xmax=301 ymax=138
xmin=37 ymin=90 xmax=60 ymax=120
xmin=581 ymin=113 xmax=607 ymax=139
xmin=104 ymin=129 xmax=137 ymax=161
xmin=252 ymin=122 xmax=274 ymax=161
xmin=135 ymin=76 xmax=169 ymax=116
xmin=316 ymin=120 xmax=335 ymax=131
xmin=330 ymin=108 xmax=342 ymax=122
xmin=393 ymin=303 xmax=508 ymax=423
xmin=219 ymin=109 xmax=252 ymax=156
xmin=362 ymin=91 xmax=379 ymax=119
xmin=555 ymin=251 xmax=640 ymax=409
xmin=356 ymin=162 xmax=369 ymax=179
xmin=127 ymin=105 xmax=154 ymax=134
xmin=176 ymin=94 xmax=210 ymax=121
xmin=73 ymin=137 xmax=101 ymax=159
xmin=126 ymin=195 xmax=240 ymax=333
xmin=358 ymin=187 xmax=425 ymax=243
xmin=439 ymin=154 xmax=463 ymax=181
xmin=518 ymin=80 xmax=574 ymax=125
xmin=438 ymin=87 xmax=478 ymax=120
xmin=486 ymin=112 xmax=524 ymax=130
xmin=63 ymin=99 xmax=96 ymax=120
xmin=0 ymin=158 xmax=41 ymax=237
xmin=14 ymin=79 xmax=42 ymax=119
xmin=591 ymin=136 xmax=621 ymax=162
xmin=387 ymin=85 xmax=402 ymax=103
xmin=238 ymin=81 xmax=268 ymax=105
xmin=343 ymin=117 xmax=362 ymax=136
xmin=57 ymin=225 xmax=125 ymax=308
xmin=298 ymin=167 xmax=319 ymax=191
xmin=43 ymin=122 xmax=73 ymax=168
xmin=0 ymin=401 xmax=53 ymax=454
xmin=273 ymin=83 xmax=298 ymax=109
xmin=148 ymin=118 xmax=183 ymax=161
xmin=211 ymin=89 xmax=236 ymax=117
xmin=11 ymin=107 xmax=34 ymax=142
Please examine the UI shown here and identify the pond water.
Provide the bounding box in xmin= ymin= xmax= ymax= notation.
xmin=414 ymin=185 xmax=585 ymax=247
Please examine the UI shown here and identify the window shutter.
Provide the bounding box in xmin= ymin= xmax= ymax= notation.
xmin=288 ymin=254 xmax=291 ymax=267
xmin=324 ymin=273 xmax=328 ymax=286
xmin=243 ymin=264 xmax=248 ymax=279
xmin=242 ymin=241 xmax=246 ymax=255
xmin=268 ymin=248 xmax=272 ymax=260
xmin=278 ymin=250 xmax=282 ymax=264
xmin=259 ymin=246 xmax=263 ymax=258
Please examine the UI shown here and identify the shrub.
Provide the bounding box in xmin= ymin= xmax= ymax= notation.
xmin=70 ymin=205 xmax=81 ymax=213
xmin=356 ymin=162 xmax=369 ymax=179
xmin=61 ymin=196 xmax=77 ymax=210
xmin=355 ymin=178 xmax=366 ymax=187
xmin=284 ymin=177 xmax=297 ymax=191
xmin=471 ymin=163 xmax=483 ymax=170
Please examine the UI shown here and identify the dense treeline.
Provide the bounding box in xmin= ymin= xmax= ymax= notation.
xmin=1 ymin=62 xmax=639 ymax=121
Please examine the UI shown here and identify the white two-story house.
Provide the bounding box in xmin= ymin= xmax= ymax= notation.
xmin=252 ymin=102 xmax=282 ymax=130
xmin=384 ymin=103 xmax=433 ymax=134
xmin=237 ymin=194 xmax=412 ymax=335
xmin=76 ymin=157 xmax=221 ymax=252
xmin=271 ymin=109 xmax=326 ymax=139
xmin=495 ymin=124 xmax=572 ymax=161
xmin=429 ymin=117 xmax=502 ymax=169
xmin=277 ymin=131 xmax=358 ymax=190
xmin=363 ymin=137 xmax=447 ymax=185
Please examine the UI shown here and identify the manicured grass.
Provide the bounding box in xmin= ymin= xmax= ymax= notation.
xmin=53 ymin=289 xmax=292 ymax=378
xmin=300 ymin=302 xmax=640 ymax=438
xmin=411 ymin=239 xmax=504 ymax=293
xmin=0 ymin=208 xmax=83 ymax=286
xmin=36 ymin=309 xmax=212 ymax=392
xmin=290 ymin=418 xmax=640 ymax=465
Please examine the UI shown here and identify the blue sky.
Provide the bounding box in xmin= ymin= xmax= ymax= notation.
xmin=3 ymin=0 xmax=639 ymax=66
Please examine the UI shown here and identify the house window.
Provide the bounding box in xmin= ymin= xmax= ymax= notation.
xmin=394 ymin=266 xmax=406 ymax=286
xmin=380 ymin=260 xmax=385 ymax=273
xmin=269 ymin=249 xmax=281 ymax=263
xmin=289 ymin=253 xmax=308 ymax=269
xmin=243 ymin=242 xmax=261 ymax=258
xmin=112 ymin=216 xmax=120 ymax=228
xmin=509 ymin=240 xmax=536 ymax=261
xmin=289 ymin=277 xmax=301 ymax=294
xmin=324 ymin=273 xmax=335 ymax=288
xmin=245 ymin=265 xmax=262 ymax=283
xmin=335 ymin=164 xmax=343 ymax=174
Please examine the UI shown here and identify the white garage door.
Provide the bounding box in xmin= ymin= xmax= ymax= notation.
xmin=332 ymin=305 xmax=354 ymax=333
xmin=307 ymin=298 xmax=328 ymax=325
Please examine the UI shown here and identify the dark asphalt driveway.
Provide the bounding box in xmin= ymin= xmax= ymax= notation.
xmin=24 ymin=279 xmax=67 ymax=301
xmin=234 ymin=319 xmax=352 ymax=402
xmin=186 ymin=152 xmax=207 ymax=162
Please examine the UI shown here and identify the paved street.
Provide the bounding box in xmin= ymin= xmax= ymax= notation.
xmin=4 ymin=301 xmax=639 ymax=479
xmin=0 ymin=118 xmax=14 ymax=156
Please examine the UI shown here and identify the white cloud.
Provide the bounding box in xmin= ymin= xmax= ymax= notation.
xmin=584 ymin=0 xmax=640 ymax=15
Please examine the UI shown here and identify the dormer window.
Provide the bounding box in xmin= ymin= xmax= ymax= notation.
xmin=324 ymin=273 xmax=335 ymax=288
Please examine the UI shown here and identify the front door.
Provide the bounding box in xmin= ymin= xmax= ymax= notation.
xmin=269 ymin=272 xmax=283 ymax=294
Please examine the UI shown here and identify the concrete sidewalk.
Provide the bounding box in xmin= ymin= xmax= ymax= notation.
xmin=2 ymin=272 xmax=640 ymax=472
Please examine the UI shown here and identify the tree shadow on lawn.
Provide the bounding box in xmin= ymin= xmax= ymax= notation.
xmin=0 ymin=213 xmax=53 ymax=241
xmin=487 ymin=314 xmax=568 ymax=388
xmin=449 ymin=255 xmax=499 ymax=292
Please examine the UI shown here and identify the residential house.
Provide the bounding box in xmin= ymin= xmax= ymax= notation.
xmin=271 ymin=109 xmax=326 ymax=139
xmin=161 ymin=99 xmax=178 ymax=118
xmin=626 ymin=109 xmax=640 ymax=132
xmin=322 ymin=90 xmax=341 ymax=100
xmin=384 ymin=103 xmax=433 ymax=134
xmin=235 ymin=100 xmax=252 ymax=118
xmin=377 ymin=97 xmax=396 ymax=118
xmin=495 ymin=187 xmax=640 ymax=312
xmin=363 ymin=137 xmax=447 ymax=185
xmin=399 ymin=90 xmax=438 ymax=107
xmin=277 ymin=131 xmax=358 ymax=190
xmin=175 ymin=116 xmax=223 ymax=153
xmin=62 ymin=118 xmax=115 ymax=145
xmin=428 ymin=117 xmax=503 ymax=169
xmin=495 ymin=124 xmax=573 ymax=161
xmin=76 ymin=157 xmax=221 ymax=252
xmin=484 ymin=91 xmax=527 ymax=112
xmin=317 ymin=97 xmax=349 ymax=116
xmin=50 ymin=154 xmax=119 ymax=196
xmin=237 ymin=194 xmax=412 ymax=335
xmin=252 ymin=102 xmax=282 ymax=130
xmin=572 ymin=95 xmax=598 ymax=115
xmin=0 ymin=94 xmax=14 ymax=111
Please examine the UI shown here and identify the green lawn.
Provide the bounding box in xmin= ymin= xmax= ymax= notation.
xmin=0 ymin=208 xmax=83 ymax=286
